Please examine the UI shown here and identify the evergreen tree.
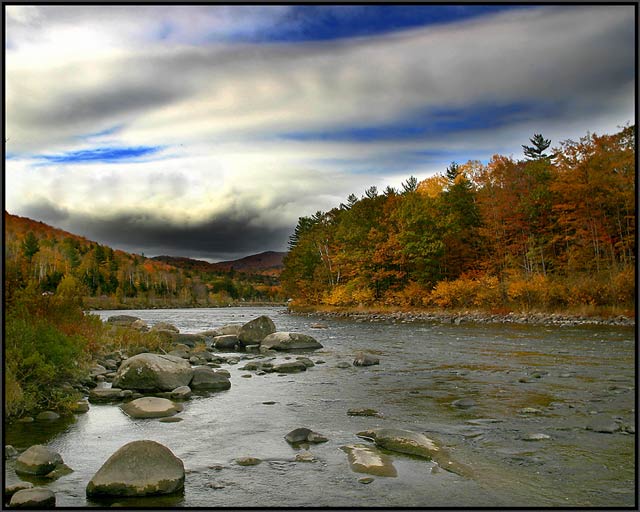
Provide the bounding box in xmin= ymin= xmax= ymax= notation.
xmin=21 ymin=232 xmax=40 ymax=263
xmin=522 ymin=134 xmax=552 ymax=160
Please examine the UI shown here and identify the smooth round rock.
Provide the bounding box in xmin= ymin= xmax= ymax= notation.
xmin=86 ymin=440 xmax=185 ymax=497
xmin=236 ymin=457 xmax=262 ymax=466
xmin=452 ymin=398 xmax=476 ymax=409
xmin=36 ymin=411 xmax=60 ymax=421
xmin=10 ymin=487 xmax=55 ymax=508
xmin=15 ymin=445 xmax=63 ymax=475
xmin=121 ymin=397 xmax=183 ymax=419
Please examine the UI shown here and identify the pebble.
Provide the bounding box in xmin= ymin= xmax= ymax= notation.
xmin=236 ymin=457 xmax=262 ymax=466
xmin=452 ymin=398 xmax=476 ymax=409
xmin=358 ymin=477 xmax=374 ymax=484
xmin=159 ymin=416 xmax=183 ymax=423
xmin=336 ymin=362 xmax=351 ymax=369
xmin=295 ymin=451 xmax=316 ymax=463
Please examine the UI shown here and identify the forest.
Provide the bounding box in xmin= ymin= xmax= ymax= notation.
xmin=4 ymin=212 xmax=284 ymax=309
xmin=281 ymin=126 xmax=635 ymax=315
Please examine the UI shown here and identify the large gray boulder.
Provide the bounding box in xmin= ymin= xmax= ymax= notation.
xmin=151 ymin=322 xmax=179 ymax=333
xmin=112 ymin=353 xmax=194 ymax=392
xmin=190 ymin=368 xmax=231 ymax=391
xmin=9 ymin=487 xmax=56 ymax=508
xmin=86 ymin=440 xmax=184 ymax=497
xmin=121 ymin=397 xmax=183 ymax=419
xmin=238 ymin=316 xmax=276 ymax=346
xmin=201 ymin=324 xmax=242 ymax=337
xmin=15 ymin=445 xmax=63 ymax=475
xmin=261 ymin=332 xmax=323 ymax=351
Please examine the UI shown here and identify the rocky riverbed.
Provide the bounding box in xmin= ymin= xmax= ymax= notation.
xmin=4 ymin=307 xmax=635 ymax=507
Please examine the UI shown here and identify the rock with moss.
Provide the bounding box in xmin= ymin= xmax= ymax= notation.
xmin=238 ymin=316 xmax=276 ymax=346
xmin=86 ymin=440 xmax=184 ymax=497
xmin=15 ymin=445 xmax=64 ymax=476
xmin=112 ymin=353 xmax=194 ymax=392
xmin=4 ymin=482 xmax=33 ymax=501
xmin=9 ymin=487 xmax=56 ymax=508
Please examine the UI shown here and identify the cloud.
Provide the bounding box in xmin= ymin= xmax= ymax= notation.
xmin=5 ymin=5 xmax=635 ymax=260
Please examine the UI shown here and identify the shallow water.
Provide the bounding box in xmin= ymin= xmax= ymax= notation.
xmin=4 ymin=307 xmax=636 ymax=507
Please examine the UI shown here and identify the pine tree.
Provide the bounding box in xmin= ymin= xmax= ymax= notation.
xmin=522 ymin=134 xmax=552 ymax=160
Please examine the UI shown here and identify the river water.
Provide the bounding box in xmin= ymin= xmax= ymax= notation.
xmin=4 ymin=307 xmax=636 ymax=507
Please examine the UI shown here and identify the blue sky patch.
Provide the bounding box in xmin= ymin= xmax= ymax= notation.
xmin=228 ymin=5 xmax=532 ymax=43
xmin=38 ymin=145 xmax=165 ymax=164
xmin=281 ymin=101 xmax=556 ymax=143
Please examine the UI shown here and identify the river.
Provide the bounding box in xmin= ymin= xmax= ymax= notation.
xmin=4 ymin=307 xmax=636 ymax=507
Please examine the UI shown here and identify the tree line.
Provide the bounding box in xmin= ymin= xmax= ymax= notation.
xmin=4 ymin=213 xmax=284 ymax=308
xmin=281 ymin=125 xmax=635 ymax=313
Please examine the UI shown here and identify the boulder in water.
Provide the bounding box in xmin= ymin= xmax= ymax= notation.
xmin=9 ymin=487 xmax=56 ymax=508
xmin=189 ymin=368 xmax=231 ymax=391
xmin=238 ymin=316 xmax=276 ymax=346
xmin=112 ymin=353 xmax=194 ymax=392
xmin=341 ymin=444 xmax=397 ymax=477
xmin=121 ymin=397 xmax=183 ymax=419
xmin=86 ymin=440 xmax=184 ymax=497
xmin=15 ymin=445 xmax=63 ymax=476
xmin=260 ymin=332 xmax=323 ymax=351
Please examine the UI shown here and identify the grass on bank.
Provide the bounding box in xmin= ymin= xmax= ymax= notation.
xmin=5 ymin=282 xmax=174 ymax=419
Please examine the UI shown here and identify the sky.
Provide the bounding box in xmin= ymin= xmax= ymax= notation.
xmin=4 ymin=5 xmax=635 ymax=261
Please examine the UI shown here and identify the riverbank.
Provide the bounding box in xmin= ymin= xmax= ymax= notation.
xmin=288 ymin=306 xmax=635 ymax=327
xmin=83 ymin=298 xmax=287 ymax=311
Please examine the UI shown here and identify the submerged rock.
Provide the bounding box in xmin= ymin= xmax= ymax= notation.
xmin=358 ymin=429 xmax=439 ymax=459
xmin=36 ymin=411 xmax=60 ymax=421
xmin=15 ymin=445 xmax=64 ymax=476
xmin=235 ymin=457 xmax=262 ymax=466
xmin=353 ymin=353 xmax=380 ymax=367
xmin=341 ymin=444 xmax=397 ymax=477
xmin=4 ymin=482 xmax=33 ymax=500
xmin=151 ymin=322 xmax=179 ymax=333
xmin=9 ymin=487 xmax=56 ymax=508
xmin=452 ymin=398 xmax=476 ymax=409
xmin=121 ymin=397 xmax=183 ymax=419
xmin=112 ymin=353 xmax=194 ymax=392
xmin=347 ymin=408 xmax=383 ymax=418
xmin=86 ymin=440 xmax=185 ymax=497
xmin=587 ymin=418 xmax=621 ymax=434
xmin=273 ymin=361 xmax=308 ymax=373
xmin=295 ymin=451 xmax=316 ymax=463
xmin=261 ymin=332 xmax=323 ymax=351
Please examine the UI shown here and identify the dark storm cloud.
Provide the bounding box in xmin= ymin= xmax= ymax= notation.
xmin=17 ymin=202 xmax=292 ymax=261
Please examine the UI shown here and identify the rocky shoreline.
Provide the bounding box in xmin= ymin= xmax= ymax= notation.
xmin=289 ymin=308 xmax=635 ymax=327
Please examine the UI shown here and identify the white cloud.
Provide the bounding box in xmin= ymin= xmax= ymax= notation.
xmin=5 ymin=5 xmax=635 ymax=258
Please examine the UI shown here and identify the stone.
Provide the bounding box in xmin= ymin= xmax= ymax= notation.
xmin=112 ymin=353 xmax=194 ymax=392
xmin=285 ymin=428 xmax=328 ymax=444
xmin=336 ymin=362 xmax=351 ymax=369
xmin=170 ymin=386 xmax=192 ymax=400
xmin=347 ymin=408 xmax=383 ymax=418
xmin=90 ymin=364 xmax=109 ymax=377
xmin=341 ymin=444 xmax=397 ymax=477
xmin=260 ymin=332 xmax=323 ymax=351
xmin=4 ymin=482 xmax=33 ymax=500
xmin=107 ymin=315 xmax=141 ymax=327
xmin=151 ymin=322 xmax=179 ymax=333
xmin=273 ymin=361 xmax=308 ymax=373
xmin=235 ymin=457 xmax=262 ymax=466
xmin=353 ymin=353 xmax=379 ymax=367
xmin=86 ymin=440 xmax=185 ymax=497
xmin=452 ymin=398 xmax=476 ymax=409
xmin=295 ymin=450 xmax=316 ymax=462
xmin=310 ymin=323 xmax=327 ymax=329
xmin=89 ymin=388 xmax=129 ymax=403
xmin=522 ymin=433 xmax=551 ymax=441
xmin=5 ymin=445 xmax=19 ymax=458
xmin=238 ymin=316 xmax=276 ymax=346
xmin=518 ymin=407 xmax=543 ymax=415
xmin=9 ymin=487 xmax=56 ymax=508
xmin=171 ymin=333 xmax=206 ymax=348
xmin=130 ymin=319 xmax=149 ymax=332
xmin=358 ymin=429 xmax=439 ymax=460
xmin=295 ymin=357 xmax=316 ymax=367
xmin=15 ymin=445 xmax=63 ymax=475
xmin=202 ymin=324 xmax=242 ymax=337
xmin=43 ymin=463 xmax=74 ymax=479
xmin=168 ymin=349 xmax=191 ymax=359
xmin=190 ymin=368 xmax=231 ymax=391
xmin=358 ymin=477 xmax=375 ymax=484
xmin=262 ymin=401 xmax=277 ymax=405
xmin=121 ymin=397 xmax=183 ymax=419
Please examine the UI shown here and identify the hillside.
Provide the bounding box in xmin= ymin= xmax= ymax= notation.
xmin=152 ymin=251 xmax=285 ymax=276
xmin=5 ymin=212 xmax=285 ymax=307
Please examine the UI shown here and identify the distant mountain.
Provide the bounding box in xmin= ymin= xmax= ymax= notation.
xmin=153 ymin=251 xmax=286 ymax=276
